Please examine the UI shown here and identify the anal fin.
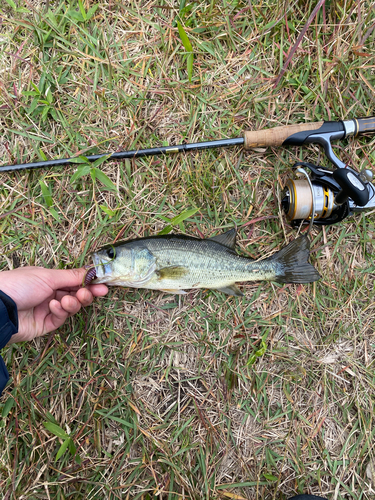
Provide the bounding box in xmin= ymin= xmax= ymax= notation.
xmin=160 ymin=289 xmax=187 ymax=295
xmin=215 ymin=284 xmax=244 ymax=297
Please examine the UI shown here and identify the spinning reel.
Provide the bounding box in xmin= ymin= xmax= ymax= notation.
xmin=282 ymin=162 xmax=374 ymax=226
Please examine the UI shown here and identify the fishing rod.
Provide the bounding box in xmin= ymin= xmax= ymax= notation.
xmin=1 ymin=116 xmax=375 ymax=226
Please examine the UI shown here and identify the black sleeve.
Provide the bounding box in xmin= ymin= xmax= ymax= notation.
xmin=0 ymin=290 xmax=18 ymax=396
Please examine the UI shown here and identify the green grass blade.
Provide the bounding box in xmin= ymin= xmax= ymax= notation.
xmin=170 ymin=207 xmax=199 ymax=225
xmin=177 ymin=20 xmax=194 ymax=81
xmin=44 ymin=422 xmax=69 ymax=440
xmin=39 ymin=180 xmax=53 ymax=207
xmin=70 ymin=164 xmax=91 ymax=183
xmin=55 ymin=438 xmax=71 ymax=461
xmin=93 ymin=168 xmax=117 ymax=191
xmin=177 ymin=21 xmax=193 ymax=52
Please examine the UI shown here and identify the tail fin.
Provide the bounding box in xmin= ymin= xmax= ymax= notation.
xmin=271 ymin=236 xmax=321 ymax=284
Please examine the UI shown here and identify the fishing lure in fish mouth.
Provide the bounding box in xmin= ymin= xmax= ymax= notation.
xmin=84 ymin=267 xmax=97 ymax=286
xmin=84 ymin=228 xmax=320 ymax=296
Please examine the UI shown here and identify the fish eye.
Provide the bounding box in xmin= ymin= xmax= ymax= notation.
xmin=107 ymin=247 xmax=115 ymax=259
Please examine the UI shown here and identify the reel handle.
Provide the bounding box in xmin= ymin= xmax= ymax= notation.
xmin=333 ymin=168 xmax=369 ymax=206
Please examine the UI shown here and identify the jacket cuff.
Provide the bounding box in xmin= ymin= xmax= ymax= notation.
xmin=0 ymin=290 xmax=18 ymax=349
xmin=0 ymin=355 xmax=10 ymax=396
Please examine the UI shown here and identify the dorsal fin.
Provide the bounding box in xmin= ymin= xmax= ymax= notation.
xmin=208 ymin=228 xmax=237 ymax=250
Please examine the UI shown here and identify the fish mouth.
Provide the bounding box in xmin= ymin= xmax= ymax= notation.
xmin=87 ymin=254 xmax=125 ymax=285
xmin=84 ymin=254 xmax=110 ymax=285
xmin=94 ymin=255 xmax=109 ymax=282
xmin=86 ymin=250 xmax=156 ymax=287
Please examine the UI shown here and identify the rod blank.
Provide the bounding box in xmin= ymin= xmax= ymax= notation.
xmin=0 ymin=137 xmax=245 ymax=173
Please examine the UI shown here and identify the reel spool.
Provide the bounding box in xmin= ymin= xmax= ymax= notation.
xmin=282 ymin=178 xmax=335 ymax=221
xmin=281 ymin=162 xmax=352 ymax=226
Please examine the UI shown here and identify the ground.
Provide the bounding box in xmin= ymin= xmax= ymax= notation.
xmin=0 ymin=0 xmax=375 ymax=499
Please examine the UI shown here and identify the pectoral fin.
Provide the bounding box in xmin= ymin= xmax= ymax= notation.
xmin=215 ymin=284 xmax=244 ymax=297
xmin=156 ymin=266 xmax=189 ymax=280
xmin=160 ymin=289 xmax=187 ymax=295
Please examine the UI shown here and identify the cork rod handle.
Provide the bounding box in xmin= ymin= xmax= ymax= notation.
xmin=244 ymin=121 xmax=324 ymax=149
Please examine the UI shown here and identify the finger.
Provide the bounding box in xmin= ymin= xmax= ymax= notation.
xmin=45 ymin=299 xmax=70 ymax=332
xmin=75 ymin=288 xmax=94 ymax=307
xmin=60 ymin=295 xmax=82 ymax=315
xmin=55 ymin=285 xmax=108 ymax=304
xmin=45 ymin=268 xmax=87 ymax=290
xmin=56 ymin=286 xmax=81 ymax=293
xmin=45 ymin=269 xmax=109 ymax=295
xmin=86 ymin=284 xmax=109 ymax=296
xmin=55 ymin=290 xmax=76 ymax=302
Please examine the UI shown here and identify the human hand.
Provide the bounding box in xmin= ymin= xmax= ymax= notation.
xmin=0 ymin=267 xmax=108 ymax=344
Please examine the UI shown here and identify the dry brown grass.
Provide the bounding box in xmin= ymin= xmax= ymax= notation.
xmin=1 ymin=0 xmax=375 ymax=499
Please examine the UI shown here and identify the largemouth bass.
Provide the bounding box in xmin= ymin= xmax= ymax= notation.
xmin=86 ymin=229 xmax=320 ymax=296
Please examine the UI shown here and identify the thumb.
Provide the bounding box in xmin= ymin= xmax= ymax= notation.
xmin=44 ymin=268 xmax=87 ymax=290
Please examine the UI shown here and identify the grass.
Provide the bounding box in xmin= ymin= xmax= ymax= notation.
xmin=1 ymin=0 xmax=375 ymax=499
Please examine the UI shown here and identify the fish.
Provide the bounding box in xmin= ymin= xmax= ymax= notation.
xmin=85 ymin=229 xmax=321 ymax=296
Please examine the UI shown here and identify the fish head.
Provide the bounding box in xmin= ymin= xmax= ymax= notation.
xmin=90 ymin=243 xmax=156 ymax=287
